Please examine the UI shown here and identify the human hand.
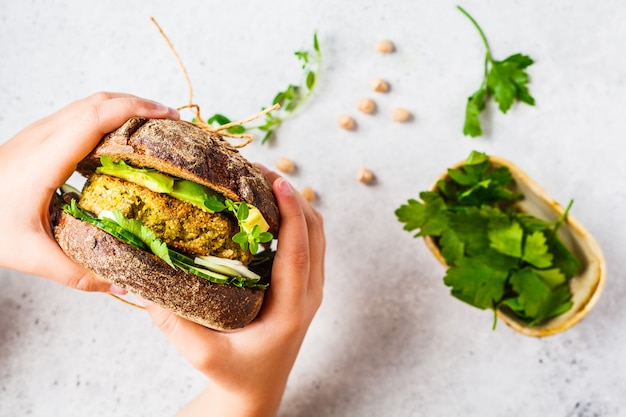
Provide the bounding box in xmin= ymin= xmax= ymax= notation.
xmin=0 ymin=92 xmax=180 ymax=293
xmin=146 ymin=169 xmax=325 ymax=417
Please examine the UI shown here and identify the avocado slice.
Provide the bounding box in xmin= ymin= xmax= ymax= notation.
xmin=96 ymin=156 xmax=271 ymax=235
xmin=97 ymin=156 xmax=174 ymax=194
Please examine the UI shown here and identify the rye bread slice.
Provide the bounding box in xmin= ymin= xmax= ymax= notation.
xmin=76 ymin=117 xmax=279 ymax=234
xmin=53 ymin=210 xmax=264 ymax=330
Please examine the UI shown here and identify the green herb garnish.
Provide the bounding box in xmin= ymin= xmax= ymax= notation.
xmin=207 ymin=32 xmax=321 ymax=144
xmin=219 ymin=200 xmax=273 ymax=255
xmin=395 ymin=151 xmax=581 ymax=328
xmin=458 ymin=6 xmax=535 ymax=137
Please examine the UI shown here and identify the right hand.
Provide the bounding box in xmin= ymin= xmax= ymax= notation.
xmin=146 ymin=169 xmax=325 ymax=417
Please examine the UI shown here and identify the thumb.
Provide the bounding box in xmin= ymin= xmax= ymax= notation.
xmin=145 ymin=302 xmax=185 ymax=339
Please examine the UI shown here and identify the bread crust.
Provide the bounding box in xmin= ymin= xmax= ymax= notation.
xmin=53 ymin=210 xmax=265 ymax=331
xmin=76 ymin=118 xmax=280 ymax=234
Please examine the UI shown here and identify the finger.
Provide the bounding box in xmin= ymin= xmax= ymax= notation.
xmin=261 ymin=177 xmax=311 ymax=318
xmin=43 ymin=94 xmax=180 ymax=161
xmin=145 ymin=303 xmax=226 ymax=373
xmin=36 ymin=95 xmax=179 ymax=186
xmin=6 ymin=92 xmax=142 ymax=148
xmin=302 ymin=202 xmax=326 ymax=292
xmin=289 ymin=190 xmax=325 ymax=304
xmin=41 ymin=92 xmax=141 ymax=129
xmin=261 ymin=166 xmax=325 ymax=286
xmin=256 ymin=164 xmax=325 ymax=292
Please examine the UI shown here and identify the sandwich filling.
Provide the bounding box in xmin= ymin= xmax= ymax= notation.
xmin=79 ymin=173 xmax=252 ymax=263
xmin=60 ymin=156 xmax=274 ymax=289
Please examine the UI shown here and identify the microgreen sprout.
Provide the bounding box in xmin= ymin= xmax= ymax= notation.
xmin=224 ymin=200 xmax=273 ymax=254
xmin=207 ymin=32 xmax=321 ymax=144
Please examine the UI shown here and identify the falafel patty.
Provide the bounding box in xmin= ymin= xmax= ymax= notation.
xmin=78 ymin=173 xmax=252 ymax=263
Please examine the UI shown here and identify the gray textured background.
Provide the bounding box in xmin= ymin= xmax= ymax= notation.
xmin=1 ymin=1 xmax=624 ymax=416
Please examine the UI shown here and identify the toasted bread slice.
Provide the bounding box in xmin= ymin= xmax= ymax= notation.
xmin=53 ymin=210 xmax=265 ymax=330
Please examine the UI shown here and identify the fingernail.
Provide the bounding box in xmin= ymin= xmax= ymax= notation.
xmin=168 ymin=107 xmax=180 ymax=119
xmin=276 ymin=177 xmax=293 ymax=197
xmin=155 ymin=102 xmax=179 ymax=118
xmin=108 ymin=284 xmax=128 ymax=295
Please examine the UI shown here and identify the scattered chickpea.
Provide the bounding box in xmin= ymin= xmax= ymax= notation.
xmin=356 ymin=167 xmax=375 ymax=184
xmin=392 ymin=108 xmax=411 ymax=122
xmin=357 ymin=97 xmax=376 ymax=114
xmin=371 ymin=78 xmax=390 ymax=93
xmin=337 ymin=114 xmax=356 ymax=130
xmin=300 ymin=186 xmax=317 ymax=202
xmin=275 ymin=157 xmax=295 ymax=174
xmin=374 ymin=39 xmax=395 ymax=54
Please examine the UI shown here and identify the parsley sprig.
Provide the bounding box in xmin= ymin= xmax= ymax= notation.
xmin=395 ymin=151 xmax=581 ymax=328
xmin=458 ymin=6 xmax=535 ymax=137
xmin=207 ymin=32 xmax=321 ymax=144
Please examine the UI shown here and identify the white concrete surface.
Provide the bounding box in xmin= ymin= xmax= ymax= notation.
xmin=1 ymin=1 xmax=625 ymax=416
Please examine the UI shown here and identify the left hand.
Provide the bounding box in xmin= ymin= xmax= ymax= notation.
xmin=0 ymin=92 xmax=180 ymax=292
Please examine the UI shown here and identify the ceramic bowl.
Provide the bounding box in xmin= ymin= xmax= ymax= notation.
xmin=424 ymin=156 xmax=606 ymax=337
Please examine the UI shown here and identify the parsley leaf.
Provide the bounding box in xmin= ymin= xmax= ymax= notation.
xmin=444 ymin=256 xmax=509 ymax=310
xmin=522 ymin=231 xmax=553 ymax=268
xmin=458 ymin=6 xmax=536 ymax=137
xmin=504 ymin=268 xmax=573 ymax=326
xmin=488 ymin=218 xmax=523 ymax=258
xmin=447 ymin=207 xmax=491 ymax=258
xmin=508 ymin=268 xmax=552 ymax=320
xmin=487 ymin=53 xmax=535 ymax=113
xmin=439 ymin=229 xmax=465 ymax=266
xmin=535 ymin=268 xmax=566 ymax=289
xmin=463 ymin=87 xmax=487 ymax=137
xmin=395 ymin=192 xmax=450 ymax=237
xmin=395 ymin=150 xmax=581 ymax=328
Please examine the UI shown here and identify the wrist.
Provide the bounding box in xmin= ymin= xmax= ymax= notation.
xmin=175 ymin=380 xmax=287 ymax=417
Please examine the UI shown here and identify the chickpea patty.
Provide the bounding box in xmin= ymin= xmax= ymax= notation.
xmin=78 ymin=174 xmax=251 ymax=263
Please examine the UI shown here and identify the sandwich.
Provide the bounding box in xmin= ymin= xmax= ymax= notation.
xmin=51 ymin=117 xmax=280 ymax=331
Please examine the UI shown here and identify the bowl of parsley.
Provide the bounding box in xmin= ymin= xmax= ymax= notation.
xmin=396 ymin=150 xmax=606 ymax=337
